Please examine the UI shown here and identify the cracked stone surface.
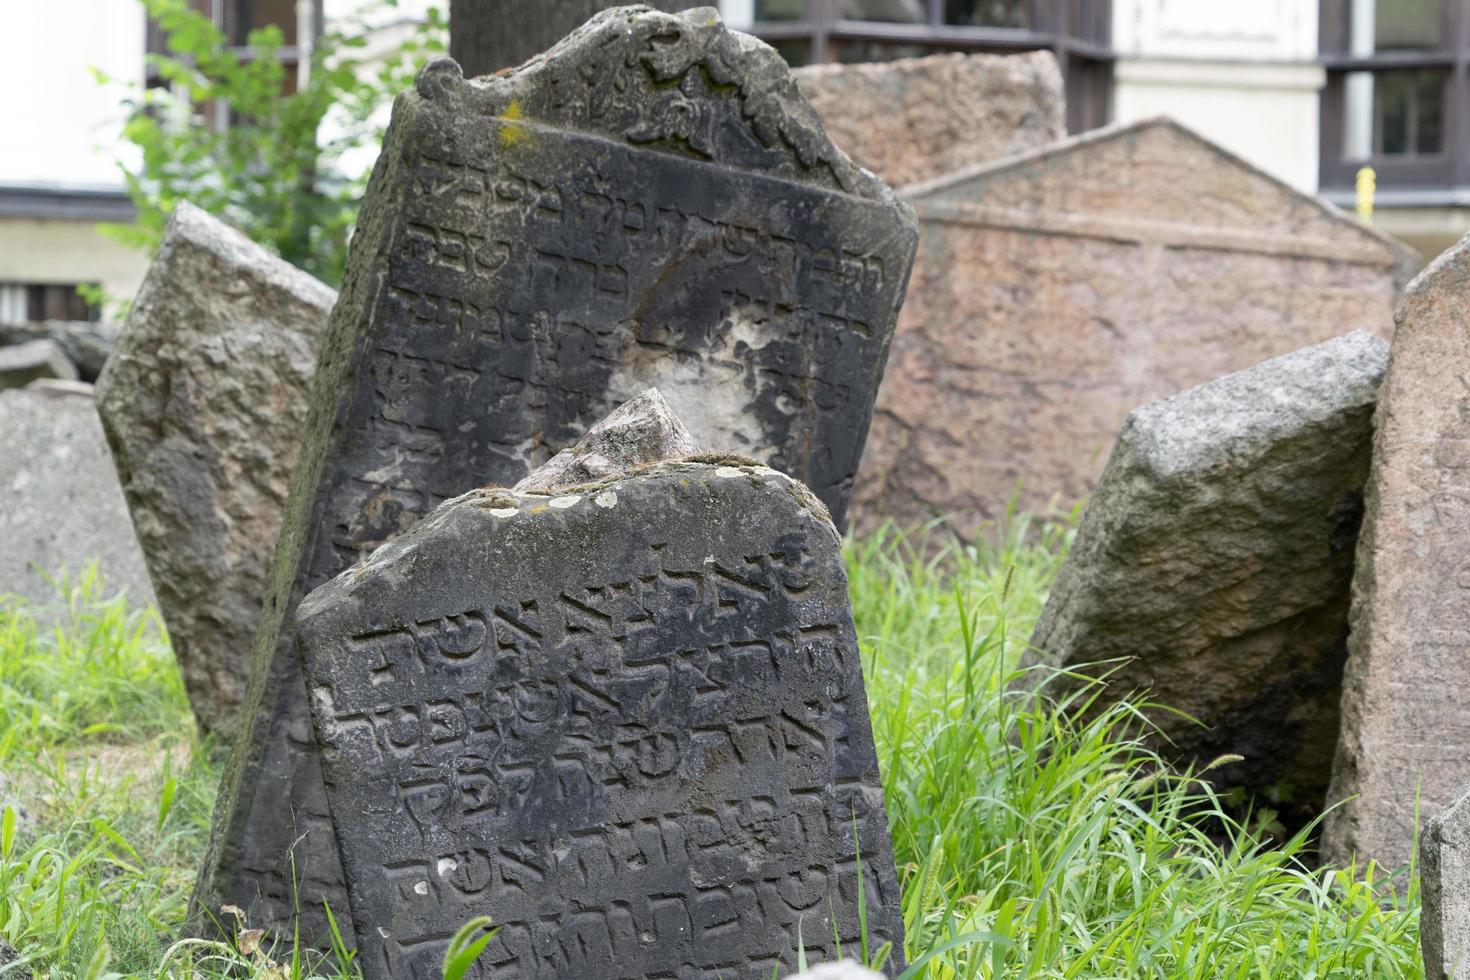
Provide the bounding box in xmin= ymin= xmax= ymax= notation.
xmin=97 ymin=201 xmax=336 ymax=737
xmin=1325 ymin=233 xmax=1470 ymax=876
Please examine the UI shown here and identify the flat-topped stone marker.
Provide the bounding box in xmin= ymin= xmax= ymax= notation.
xmin=194 ymin=5 xmax=915 ymax=948
xmin=98 ymin=201 xmax=336 ymax=737
xmin=1326 ymin=235 xmax=1470 ymax=874
xmin=298 ymin=397 xmax=903 ymax=978
xmin=1023 ymin=332 xmax=1389 ymax=804
xmin=1422 ymin=783 xmax=1470 ymax=979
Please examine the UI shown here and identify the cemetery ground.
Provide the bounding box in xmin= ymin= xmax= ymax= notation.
xmin=0 ymin=523 xmax=1425 ymax=978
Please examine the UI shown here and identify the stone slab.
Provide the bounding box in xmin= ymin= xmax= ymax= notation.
xmin=1023 ymin=331 xmax=1388 ymax=802
xmin=852 ymin=117 xmax=1412 ymax=535
xmin=0 ymin=385 xmax=155 ymax=616
xmin=97 ymin=201 xmax=337 ymax=737
xmin=298 ymin=456 xmax=903 ymax=978
xmin=794 ymin=51 xmax=1065 ymax=190
xmin=1325 ymin=234 xmax=1470 ymax=874
xmin=194 ymin=5 xmax=915 ymax=949
xmin=1422 ymin=783 xmax=1470 ymax=979
xmin=0 ymin=338 xmax=77 ymax=389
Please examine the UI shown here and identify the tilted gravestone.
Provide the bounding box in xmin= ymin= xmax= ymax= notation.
xmin=1022 ymin=332 xmax=1388 ymax=805
xmin=193 ymin=5 xmax=915 ymax=947
xmin=1422 ymin=783 xmax=1470 ymax=980
xmin=1325 ymin=235 xmax=1470 ymax=874
xmin=98 ymin=201 xmax=336 ymax=736
xmin=297 ymin=393 xmax=903 ymax=978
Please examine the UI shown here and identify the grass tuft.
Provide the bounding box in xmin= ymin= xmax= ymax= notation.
xmin=0 ymin=536 xmax=1425 ymax=977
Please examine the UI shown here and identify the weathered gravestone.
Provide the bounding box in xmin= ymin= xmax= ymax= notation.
xmin=1421 ymin=782 xmax=1470 ymax=979
xmin=97 ymin=201 xmax=336 ymax=736
xmin=1325 ymin=235 xmax=1470 ymax=874
xmin=794 ymin=51 xmax=1065 ymax=190
xmin=449 ymin=0 xmax=706 ymax=77
xmin=1022 ymin=332 xmax=1389 ymax=804
xmin=0 ymin=382 xmax=155 ymax=616
xmin=194 ymin=5 xmax=915 ymax=947
xmin=852 ymin=117 xmax=1414 ymax=535
xmin=297 ymin=393 xmax=903 ymax=978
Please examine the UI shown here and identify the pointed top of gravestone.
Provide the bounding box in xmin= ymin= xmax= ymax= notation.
xmin=514 ymin=388 xmax=699 ymax=493
xmin=411 ymin=5 xmax=897 ymax=202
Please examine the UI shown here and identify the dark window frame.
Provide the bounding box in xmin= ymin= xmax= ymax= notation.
xmin=745 ymin=0 xmax=1114 ymax=133
xmin=1320 ymin=0 xmax=1468 ymax=192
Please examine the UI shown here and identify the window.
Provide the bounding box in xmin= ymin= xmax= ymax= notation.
xmin=1321 ymin=0 xmax=1466 ymax=192
xmin=0 ymin=284 xmax=99 ymax=324
xmin=742 ymin=0 xmax=1113 ymax=133
xmin=145 ymin=0 xmax=324 ymax=118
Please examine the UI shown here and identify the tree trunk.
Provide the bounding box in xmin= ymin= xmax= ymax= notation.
xmin=449 ymin=0 xmax=710 ymax=78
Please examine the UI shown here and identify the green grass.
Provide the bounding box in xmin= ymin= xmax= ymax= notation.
xmin=0 ymin=530 xmax=1424 ymax=978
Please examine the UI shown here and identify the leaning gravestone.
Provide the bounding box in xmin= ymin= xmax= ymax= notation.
xmin=0 ymin=382 xmax=155 ymax=616
xmin=1325 ymin=235 xmax=1470 ymax=874
xmin=1023 ymin=332 xmax=1389 ymax=804
xmin=98 ymin=201 xmax=336 ymax=737
xmin=1422 ymin=782 xmax=1470 ymax=979
xmin=297 ymin=393 xmax=903 ymax=978
xmin=193 ymin=5 xmax=916 ymax=947
xmin=0 ymin=338 xmax=77 ymax=389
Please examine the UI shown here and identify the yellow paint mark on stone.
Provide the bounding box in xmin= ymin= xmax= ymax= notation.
xmin=499 ymin=100 xmax=529 ymax=148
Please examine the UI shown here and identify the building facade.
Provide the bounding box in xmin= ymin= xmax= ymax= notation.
xmin=722 ymin=0 xmax=1470 ymax=258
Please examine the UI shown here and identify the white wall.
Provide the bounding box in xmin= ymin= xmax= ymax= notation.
xmin=0 ymin=1 xmax=144 ymax=190
xmin=1112 ymin=0 xmax=1324 ymax=192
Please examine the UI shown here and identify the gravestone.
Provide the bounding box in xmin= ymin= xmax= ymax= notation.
xmin=852 ymin=117 xmax=1413 ymax=534
xmin=0 ymin=339 xmax=77 ymax=389
xmin=1325 ymin=235 xmax=1470 ymax=874
xmin=0 ymin=383 xmax=155 ymax=617
xmin=97 ymin=201 xmax=336 ymax=736
xmin=1422 ymin=783 xmax=1470 ymax=979
xmin=193 ymin=5 xmax=915 ymax=948
xmin=297 ymin=398 xmax=903 ymax=978
xmin=1022 ymin=332 xmax=1389 ymax=804
xmin=795 ymin=51 xmax=1065 ymax=189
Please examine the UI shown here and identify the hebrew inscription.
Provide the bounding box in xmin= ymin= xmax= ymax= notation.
xmin=298 ymin=462 xmax=904 ymax=978
xmin=193 ymin=6 xmax=915 ymax=945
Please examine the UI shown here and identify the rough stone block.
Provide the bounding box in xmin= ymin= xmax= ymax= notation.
xmin=0 ymin=338 xmax=77 ymax=389
xmin=1022 ymin=331 xmax=1389 ymax=803
xmin=194 ymin=5 xmax=916 ymax=948
xmin=0 ymin=384 xmax=155 ymax=616
xmin=297 ymin=403 xmax=902 ymax=978
xmin=795 ymin=51 xmax=1065 ymax=189
xmin=1325 ymin=234 xmax=1470 ymax=874
xmin=97 ymin=201 xmax=336 ymax=736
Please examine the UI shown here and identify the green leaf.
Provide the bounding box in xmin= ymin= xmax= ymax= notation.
xmin=442 ymin=916 xmax=499 ymax=980
xmin=156 ymin=776 xmax=178 ymax=832
xmin=1 ymin=806 xmax=15 ymax=861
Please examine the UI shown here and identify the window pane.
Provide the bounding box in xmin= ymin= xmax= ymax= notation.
xmin=232 ymin=0 xmax=299 ymax=46
xmin=769 ymin=38 xmax=811 ymax=66
xmin=755 ymin=0 xmax=808 ymax=20
xmin=945 ymin=0 xmax=1027 ymax=27
xmin=1375 ymin=0 xmax=1444 ymax=50
xmin=841 ymin=0 xmax=927 ymax=22
xmin=1415 ymin=69 xmax=1446 ymax=153
xmin=1377 ymin=71 xmax=1410 ymax=153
